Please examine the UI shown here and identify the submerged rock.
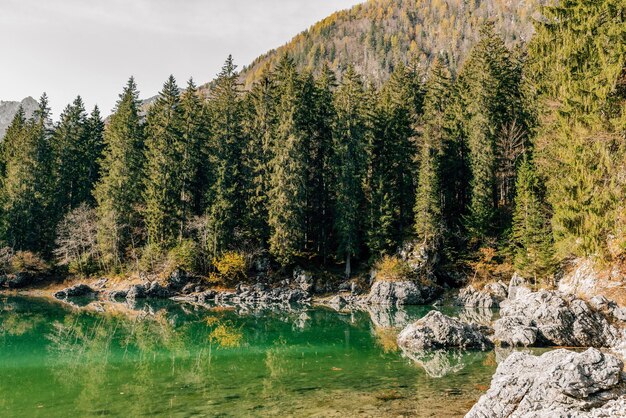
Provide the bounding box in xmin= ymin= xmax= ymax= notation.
xmin=54 ymin=283 xmax=98 ymax=299
xmin=367 ymin=280 xmax=439 ymax=306
xmin=493 ymin=290 xmax=620 ymax=348
xmin=402 ymin=349 xmax=486 ymax=378
xmin=466 ymin=348 xmax=626 ymax=417
xmin=457 ymin=281 xmax=508 ymax=308
xmin=397 ymin=310 xmax=493 ymax=351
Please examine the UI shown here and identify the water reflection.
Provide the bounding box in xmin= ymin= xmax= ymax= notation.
xmin=0 ymin=296 xmax=499 ymax=417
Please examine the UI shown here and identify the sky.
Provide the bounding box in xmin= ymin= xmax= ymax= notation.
xmin=0 ymin=0 xmax=362 ymax=118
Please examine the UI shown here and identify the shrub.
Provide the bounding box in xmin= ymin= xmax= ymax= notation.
xmin=212 ymin=251 xmax=247 ymax=285
xmin=10 ymin=251 xmax=50 ymax=275
xmin=374 ymin=255 xmax=414 ymax=282
xmin=139 ymin=243 xmax=166 ymax=274
xmin=165 ymin=239 xmax=199 ymax=276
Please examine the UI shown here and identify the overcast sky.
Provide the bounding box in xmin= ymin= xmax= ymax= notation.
xmin=0 ymin=0 xmax=362 ymax=118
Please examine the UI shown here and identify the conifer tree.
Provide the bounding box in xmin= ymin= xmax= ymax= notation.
xmin=143 ymin=75 xmax=184 ymax=247
xmin=366 ymin=63 xmax=417 ymax=257
xmin=458 ymin=23 xmax=521 ymax=239
xmin=179 ymin=79 xmax=208 ymax=234
xmin=242 ymin=64 xmax=276 ymax=247
xmin=529 ymin=0 xmax=625 ymax=258
xmin=2 ymin=94 xmax=55 ymax=252
xmin=333 ymin=65 xmax=366 ymax=277
xmin=510 ymin=157 xmax=553 ymax=281
xmin=205 ymin=56 xmax=246 ymax=256
xmin=267 ymin=55 xmax=308 ymax=265
xmin=94 ymin=78 xmax=145 ymax=265
xmin=414 ymin=59 xmax=452 ymax=246
xmin=52 ymin=96 xmax=101 ymax=215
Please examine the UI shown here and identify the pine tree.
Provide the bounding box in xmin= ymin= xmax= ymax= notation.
xmin=458 ymin=23 xmax=522 ymax=239
xmin=143 ymin=75 xmax=184 ymax=247
xmin=333 ymin=65 xmax=366 ymax=277
xmin=205 ymin=56 xmax=246 ymax=256
xmin=307 ymin=64 xmax=336 ymax=261
xmin=84 ymin=106 xmax=105 ymax=204
xmin=267 ymin=55 xmax=308 ymax=265
xmin=414 ymin=59 xmax=452 ymax=246
xmin=2 ymin=94 xmax=55 ymax=252
xmin=511 ymin=157 xmax=553 ymax=281
xmin=242 ymin=64 xmax=276 ymax=247
xmin=529 ymin=0 xmax=625 ymax=258
xmin=179 ymin=79 xmax=208 ymax=235
xmin=94 ymin=78 xmax=145 ymax=265
xmin=366 ymin=63 xmax=417 ymax=257
xmin=52 ymin=96 xmax=100 ymax=216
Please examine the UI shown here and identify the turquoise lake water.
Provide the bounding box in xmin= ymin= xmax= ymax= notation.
xmin=0 ymin=296 xmax=511 ymax=417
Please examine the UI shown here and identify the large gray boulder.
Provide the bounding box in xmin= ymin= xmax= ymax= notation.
xmin=457 ymin=281 xmax=508 ymax=308
xmin=397 ymin=310 xmax=493 ymax=351
xmin=493 ymin=290 xmax=620 ymax=347
xmin=466 ymin=348 xmax=626 ymax=418
xmin=54 ymin=283 xmax=98 ymax=299
xmin=367 ymin=280 xmax=439 ymax=306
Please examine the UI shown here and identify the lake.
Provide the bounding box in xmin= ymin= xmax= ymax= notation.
xmin=0 ymin=296 xmax=514 ymax=417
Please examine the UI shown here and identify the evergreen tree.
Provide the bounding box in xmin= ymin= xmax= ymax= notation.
xmin=242 ymin=64 xmax=276 ymax=247
xmin=205 ymin=56 xmax=246 ymax=256
xmin=179 ymin=79 xmax=208 ymax=234
xmin=143 ymin=75 xmax=184 ymax=247
xmin=458 ymin=23 xmax=522 ymax=239
xmin=366 ymin=63 xmax=417 ymax=257
xmin=267 ymin=55 xmax=308 ymax=265
xmin=333 ymin=65 xmax=366 ymax=277
xmin=306 ymin=64 xmax=336 ymax=261
xmin=94 ymin=78 xmax=145 ymax=265
xmin=529 ymin=0 xmax=625 ymax=258
xmin=52 ymin=96 xmax=102 ymax=216
xmin=2 ymin=94 xmax=55 ymax=252
xmin=510 ymin=157 xmax=553 ymax=281
xmin=414 ymin=59 xmax=452 ymax=246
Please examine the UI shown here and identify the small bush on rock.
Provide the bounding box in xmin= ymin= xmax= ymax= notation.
xmin=212 ymin=251 xmax=247 ymax=285
xmin=374 ymin=255 xmax=414 ymax=282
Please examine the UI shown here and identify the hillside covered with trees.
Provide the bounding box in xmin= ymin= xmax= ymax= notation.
xmin=0 ymin=0 xmax=623 ymax=288
xmin=237 ymin=0 xmax=544 ymax=89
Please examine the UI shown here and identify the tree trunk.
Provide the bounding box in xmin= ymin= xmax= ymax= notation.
xmin=345 ymin=253 xmax=351 ymax=278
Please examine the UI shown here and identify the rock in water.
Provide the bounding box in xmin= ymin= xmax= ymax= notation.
xmin=457 ymin=281 xmax=508 ymax=308
xmin=493 ymin=290 xmax=620 ymax=347
xmin=397 ymin=311 xmax=493 ymax=351
xmin=367 ymin=280 xmax=438 ymax=306
xmin=54 ymin=284 xmax=98 ymax=299
xmin=465 ymin=348 xmax=626 ymax=418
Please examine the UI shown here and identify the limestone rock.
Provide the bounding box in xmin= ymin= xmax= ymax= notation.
xmin=367 ymin=280 xmax=439 ymax=306
xmin=466 ymin=348 xmax=626 ymax=418
xmin=397 ymin=310 xmax=493 ymax=351
xmin=54 ymin=284 xmax=98 ymax=299
xmin=494 ymin=290 xmax=620 ymax=348
xmin=457 ymin=281 xmax=508 ymax=308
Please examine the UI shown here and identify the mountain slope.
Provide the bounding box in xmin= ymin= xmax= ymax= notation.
xmin=236 ymin=0 xmax=543 ymax=88
xmin=0 ymin=97 xmax=38 ymax=139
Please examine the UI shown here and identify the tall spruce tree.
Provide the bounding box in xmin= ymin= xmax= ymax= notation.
xmin=242 ymin=64 xmax=276 ymax=247
xmin=510 ymin=157 xmax=553 ymax=281
xmin=529 ymin=0 xmax=625 ymax=258
xmin=143 ymin=75 xmax=184 ymax=247
xmin=52 ymin=96 xmax=102 ymax=216
xmin=179 ymin=79 xmax=208 ymax=235
xmin=333 ymin=65 xmax=366 ymax=277
xmin=414 ymin=59 xmax=452 ymax=246
xmin=205 ymin=56 xmax=246 ymax=256
xmin=2 ymin=94 xmax=55 ymax=252
xmin=267 ymin=55 xmax=308 ymax=265
xmin=366 ymin=63 xmax=417 ymax=257
xmin=94 ymin=77 xmax=145 ymax=265
xmin=458 ymin=23 xmax=521 ymax=239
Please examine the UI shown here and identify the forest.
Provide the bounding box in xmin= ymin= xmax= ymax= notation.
xmin=0 ymin=0 xmax=624 ymax=287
